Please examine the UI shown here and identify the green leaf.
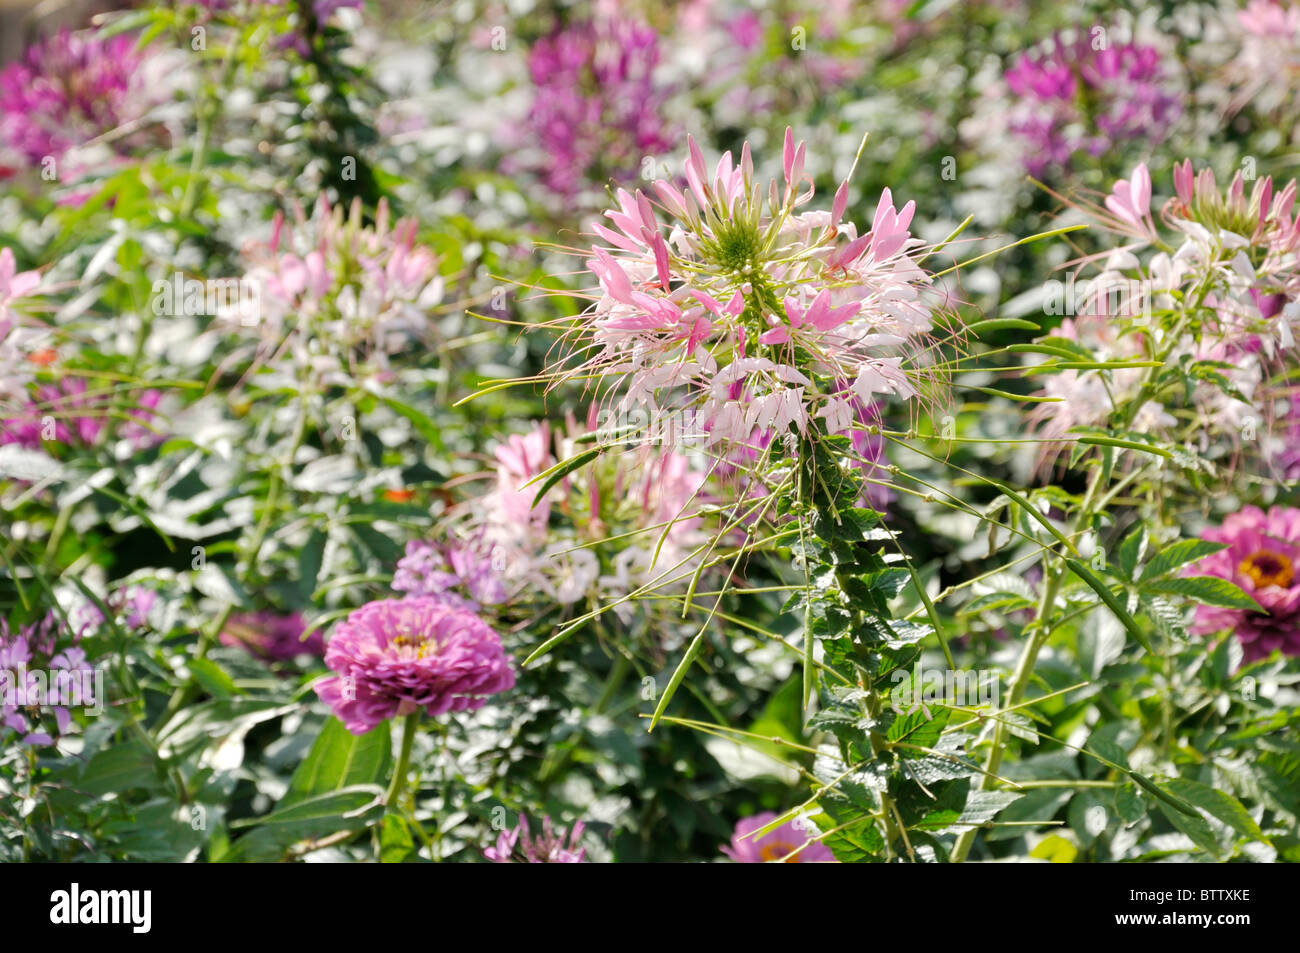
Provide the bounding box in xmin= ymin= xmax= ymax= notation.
xmin=1148 ymin=576 xmax=1262 ymax=611
xmin=379 ymin=815 xmax=416 ymax=863
xmin=298 ymin=529 xmax=326 ymax=603
xmin=378 ymin=395 xmax=444 ymax=451
xmin=648 ymin=630 xmax=707 ymax=731
xmin=886 ymin=705 xmax=952 ymax=751
xmin=525 ymin=448 xmax=601 ymax=508
xmin=966 ymin=318 xmax=1042 ymax=335
xmin=78 ymin=741 xmax=162 ymax=797
xmin=1116 ymin=525 xmax=1148 ymax=580
xmin=1139 ymin=540 xmax=1227 ymax=581
xmin=231 ymin=786 xmax=383 ymax=829
xmin=188 ymin=658 xmax=239 ymax=699
xmin=284 ymin=717 xmax=392 ymax=807
xmin=1064 ymin=557 xmax=1153 ymax=653
xmin=1157 ymin=802 xmax=1223 ymax=858
xmin=1164 ymin=779 xmax=1269 ymax=843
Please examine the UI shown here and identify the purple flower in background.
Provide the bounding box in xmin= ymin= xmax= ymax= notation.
xmin=1 ymin=610 xmax=96 ymax=748
xmin=220 ymin=611 xmax=323 ymax=662
xmin=1187 ymin=506 xmax=1300 ymax=664
xmin=837 ymin=390 xmax=893 ymax=512
xmin=314 ymin=597 xmax=514 ymax=735
xmin=524 ymin=17 xmax=675 ymax=199
xmin=72 ymin=586 xmax=157 ymax=636
xmin=1004 ymin=34 xmax=1180 ymax=176
xmin=1 ymin=378 xmax=106 ymax=449
xmin=484 ymin=814 xmax=587 ymax=863
xmin=0 ymin=28 xmax=162 ymax=167
xmin=393 ymin=539 xmax=508 ymax=610
xmin=721 ymin=812 xmax=837 ymax=863
xmin=1 ymin=379 xmax=170 ymax=452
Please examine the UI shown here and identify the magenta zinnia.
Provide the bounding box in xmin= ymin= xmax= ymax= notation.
xmin=1187 ymin=506 xmax=1300 ymax=664
xmin=314 ymin=597 xmax=515 ymax=735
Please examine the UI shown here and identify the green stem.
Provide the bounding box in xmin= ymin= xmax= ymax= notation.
xmin=385 ymin=714 xmax=419 ymax=810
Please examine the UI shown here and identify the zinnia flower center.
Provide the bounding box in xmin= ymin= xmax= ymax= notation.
xmin=391 ymin=633 xmax=434 ymax=658
xmin=1238 ymin=549 xmax=1294 ymax=589
xmin=759 ymin=841 xmax=798 ymax=862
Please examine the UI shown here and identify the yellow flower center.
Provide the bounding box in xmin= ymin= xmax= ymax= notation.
xmin=1238 ymin=550 xmax=1294 ymax=589
xmin=391 ymin=634 xmax=432 ymax=658
xmin=760 ymin=841 xmax=799 ymax=863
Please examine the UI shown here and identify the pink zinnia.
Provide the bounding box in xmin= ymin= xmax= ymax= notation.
xmin=314 ymin=597 xmax=515 ymax=735
xmin=1188 ymin=506 xmax=1300 ymax=664
xmin=721 ymin=812 xmax=837 ymax=863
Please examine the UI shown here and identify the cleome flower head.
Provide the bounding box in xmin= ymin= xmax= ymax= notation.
xmin=314 ymin=596 xmax=515 ymax=735
xmin=483 ymin=814 xmax=588 ymax=863
xmin=0 ymin=27 xmax=171 ymax=169
xmin=1 ymin=610 xmax=96 ymax=748
xmin=554 ymin=129 xmax=941 ymax=452
xmin=1003 ymin=33 xmax=1180 ymax=177
xmin=224 ymin=196 xmax=444 ymax=385
xmin=524 ymin=15 xmax=674 ymax=200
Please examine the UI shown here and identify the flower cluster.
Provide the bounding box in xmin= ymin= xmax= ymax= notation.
xmin=405 ymin=417 xmax=715 ymax=617
xmin=524 ymin=16 xmax=674 ymax=200
xmin=314 ymin=597 xmax=514 ymax=735
xmin=1 ymin=378 xmax=167 ymax=453
xmin=1188 ymin=505 xmax=1300 ymax=663
xmin=1003 ymin=34 xmax=1180 ymax=177
xmin=1222 ymin=0 xmax=1300 ymax=120
xmin=1030 ymin=161 xmax=1300 ymax=468
xmin=0 ymin=248 xmax=43 ymax=401
xmin=483 ymin=814 xmax=588 ymax=863
xmin=559 ymin=130 xmax=938 ymax=458
xmin=0 ymin=28 xmax=167 ymax=170
xmin=1 ymin=611 xmax=96 ymax=748
xmin=223 ymin=197 xmax=443 ymax=385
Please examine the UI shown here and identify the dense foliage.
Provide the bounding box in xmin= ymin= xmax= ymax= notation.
xmin=1 ymin=0 xmax=1298 ymax=864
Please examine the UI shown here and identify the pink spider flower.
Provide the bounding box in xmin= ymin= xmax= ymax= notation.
xmin=484 ymin=814 xmax=588 ymax=863
xmin=553 ymin=129 xmax=939 ymax=454
xmin=227 ymin=197 xmax=443 ymax=381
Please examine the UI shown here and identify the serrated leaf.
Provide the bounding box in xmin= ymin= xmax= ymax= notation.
xmin=1148 ymin=576 xmax=1262 ymax=611
xmin=1139 ymin=540 xmax=1227 ymax=581
xmin=1165 ymin=779 xmax=1268 ymax=843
